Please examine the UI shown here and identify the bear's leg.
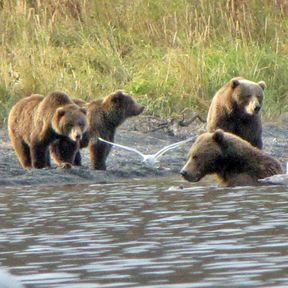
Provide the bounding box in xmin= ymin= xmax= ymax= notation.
xmin=31 ymin=142 xmax=48 ymax=169
xmin=45 ymin=150 xmax=51 ymax=167
xmin=50 ymin=140 xmax=65 ymax=166
xmin=73 ymin=151 xmax=82 ymax=166
xmin=254 ymin=138 xmax=263 ymax=149
xmin=11 ymin=138 xmax=31 ymax=169
xmin=89 ymin=141 xmax=109 ymax=170
xmin=242 ymin=131 xmax=263 ymax=149
xmin=50 ymin=139 xmax=80 ymax=167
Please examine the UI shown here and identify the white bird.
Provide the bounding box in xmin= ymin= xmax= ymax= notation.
xmin=98 ymin=136 xmax=196 ymax=166
xmin=258 ymin=161 xmax=288 ymax=185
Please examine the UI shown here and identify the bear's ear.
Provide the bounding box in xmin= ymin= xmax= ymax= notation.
xmin=112 ymin=91 xmax=124 ymax=103
xmin=212 ymin=129 xmax=225 ymax=145
xmin=56 ymin=108 xmax=66 ymax=118
xmin=258 ymin=81 xmax=266 ymax=90
xmin=80 ymin=107 xmax=87 ymax=115
xmin=230 ymin=78 xmax=240 ymax=89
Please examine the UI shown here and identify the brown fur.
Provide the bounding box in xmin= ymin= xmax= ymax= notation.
xmin=8 ymin=92 xmax=88 ymax=169
xmin=73 ymin=98 xmax=87 ymax=107
xmin=207 ymin=77 xmax=266 ymax=149
xmin=85 ymin=91 xmax=144 ymax=170
xmin=50 ymin=90 xmax=144 ymax=170
xmin=180 ymin=130 xmax=283 ymax=187
xmin=49 ymin=98 xmax=88 ymax=167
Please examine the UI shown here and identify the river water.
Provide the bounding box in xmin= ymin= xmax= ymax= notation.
xmin=0 ymin=177 xmax=288 ymax=288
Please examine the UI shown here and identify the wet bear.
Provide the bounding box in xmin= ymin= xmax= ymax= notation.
xmin=180 ymin=130 xmax=283 ymax=187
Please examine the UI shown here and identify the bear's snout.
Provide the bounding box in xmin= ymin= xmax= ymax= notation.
xmin=133 ymin=104 xmax=145 ymax=115
xmin=180 ymin=168 xmax=193 ymax=181
xmin=69 ymin=127 xmax=83 ymax=142
xmin=138 ymin=105 xmax=145 ymax=114
xmin=71 ymin=133 xmax=82 ymax=142
xmin=180 ymin=168 xmax=200 ymax=182
xmin=254 ymin=104 xmax=261 ymax=113
xmin=245 ymin=96 xmax=261 ymax=115
xmin=180 ymin=168 xmax=189 ymax=178
xmin=75 ymin=134 xmax=81 ymax=140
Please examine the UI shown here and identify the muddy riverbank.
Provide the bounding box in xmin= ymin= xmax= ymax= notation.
xmin=0 ymin=116 xmax=287 ymax=187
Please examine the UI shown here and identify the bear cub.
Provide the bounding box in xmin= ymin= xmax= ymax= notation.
xmin=8 ymin=92 xmax=88 ymax=169
xmin=207 ymin=77 xmax=266 ymax=149
xmin=180 ymin=130 xmax=283 ymax=187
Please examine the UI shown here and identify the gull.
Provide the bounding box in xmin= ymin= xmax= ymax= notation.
xmin=98 ymin=136 xmax=196 ymax=166
xmin=258 ymin=162 xmax=288 ymax=185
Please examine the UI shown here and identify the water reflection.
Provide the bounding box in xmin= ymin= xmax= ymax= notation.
xmin=0 ymin=177 xmax=288 ymax=287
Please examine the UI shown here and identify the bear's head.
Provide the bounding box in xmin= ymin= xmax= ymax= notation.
xmin=180 ymin=130 xmax=241 ymax=182
xmin=230 ymin=77 xmax=266 ymax=115
xmin=52 ymin=104 xmax=88 ymax=142
xmin=103 ymin=91 xmax=144 ymax=124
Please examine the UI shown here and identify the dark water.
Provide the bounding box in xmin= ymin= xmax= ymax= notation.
xmin=0 ymin=177 xmax=288 ymax=288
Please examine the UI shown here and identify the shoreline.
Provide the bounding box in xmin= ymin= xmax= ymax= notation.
xmin=0 ymin=116 xmax=287 ymax=187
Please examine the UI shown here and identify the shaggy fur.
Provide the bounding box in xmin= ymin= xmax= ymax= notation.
xmin=8 ymin=92 xmax=88 ymax=169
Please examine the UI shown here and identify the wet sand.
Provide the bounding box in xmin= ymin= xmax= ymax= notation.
xmin=0 ymin=116 xmax=287 ymax=187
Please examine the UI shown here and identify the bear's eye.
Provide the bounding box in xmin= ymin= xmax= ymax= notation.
xmin=78 ymin=122 xmax=85 ymax=129
xmin=192 ymin=155 xmax=198 ymax=160
xmin=112 ymin=96 xmax=122 ymax=104
xmin=66 ymin=124 xmax=74 ymax=130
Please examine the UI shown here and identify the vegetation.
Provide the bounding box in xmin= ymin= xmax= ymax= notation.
xmin=0 ymin=0 xmax=288 ymax=123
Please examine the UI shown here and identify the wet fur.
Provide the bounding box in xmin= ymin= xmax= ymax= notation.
xmin=181 ymin=130 xmax=283 ymax=187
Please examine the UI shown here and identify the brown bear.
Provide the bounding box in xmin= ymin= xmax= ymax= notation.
xmin=49 ymin=98 xmax=88 ymax=166
xmin=207 ymin=77 xmax=266 ymax=149
xmin=8 ymin=92 xmax=88 ymax=169
xmin=180 ymin=129 xmax=283 ymax=187
xmin=50 ymin=90 xmax=144 ymax=170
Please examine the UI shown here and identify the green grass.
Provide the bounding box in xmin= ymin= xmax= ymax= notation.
xmin=0 ymin=0 xmax=288 ymax=123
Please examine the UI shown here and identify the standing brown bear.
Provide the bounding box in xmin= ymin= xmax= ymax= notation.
xmin=180 ymin=130 xmax=283 ymax=187
xmin=207 ymin=77 xmax=266 ymax=149
xmin=8 ymin=92 xmax=88 ymax=169
xmin=51 ymin=90 xmax=144 ymax=170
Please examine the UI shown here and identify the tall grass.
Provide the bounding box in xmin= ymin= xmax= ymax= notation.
xmin=0 ymin=0 xmax=288 ymax=123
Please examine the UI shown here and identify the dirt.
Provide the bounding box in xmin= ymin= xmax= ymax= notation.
xmin=0 ymin=115 xmax=287 ymax=187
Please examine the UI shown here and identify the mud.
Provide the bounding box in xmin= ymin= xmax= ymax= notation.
xmin=0 ymin=116 xmax=287 ymax=187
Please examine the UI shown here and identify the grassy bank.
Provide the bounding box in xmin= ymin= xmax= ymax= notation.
xmin=0 ymin=0 xmax=288 ymax=123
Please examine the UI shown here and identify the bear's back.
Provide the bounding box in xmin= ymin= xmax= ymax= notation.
xmin=8 ymin=94 xmax=44 ymax=142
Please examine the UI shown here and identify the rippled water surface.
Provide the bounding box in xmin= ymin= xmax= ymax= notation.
xmin=1 ymin=177 xmax=288 ymax=288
